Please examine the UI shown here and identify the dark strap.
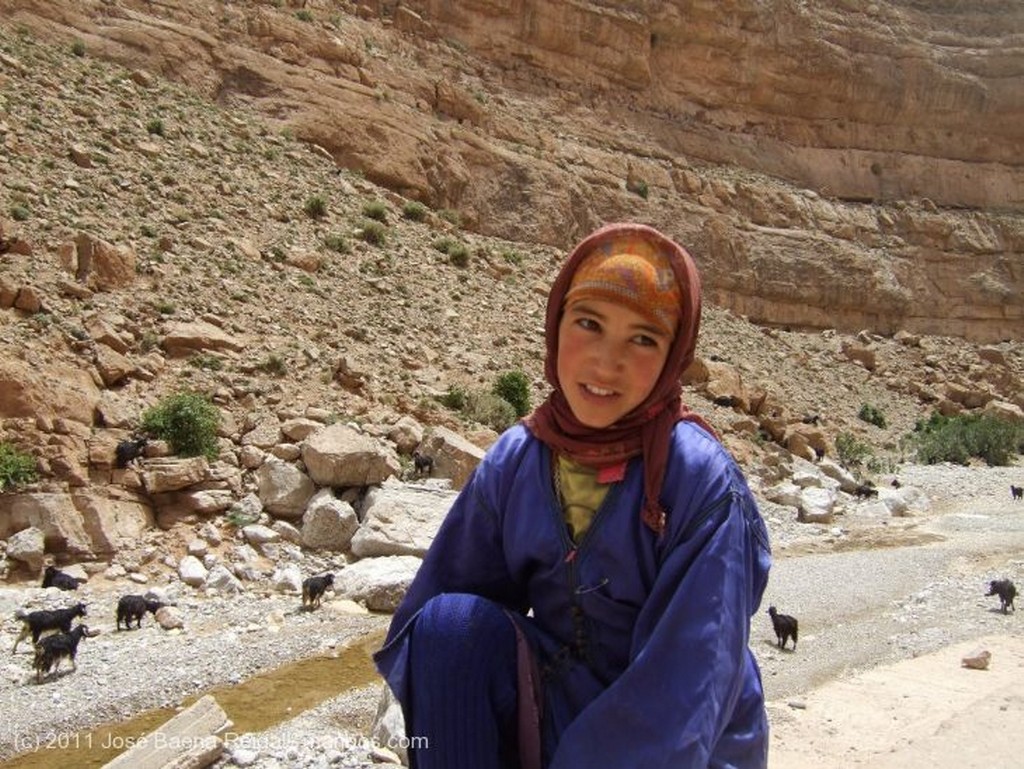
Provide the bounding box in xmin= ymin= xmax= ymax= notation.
xmin=506 ymin=614 xmax=543 ymax=769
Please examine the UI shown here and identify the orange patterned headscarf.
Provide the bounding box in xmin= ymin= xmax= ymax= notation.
xmin=526 ymin=222 xmax=715 ymax=536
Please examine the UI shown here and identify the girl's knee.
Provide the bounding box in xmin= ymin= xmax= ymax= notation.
xmin=414 ymin=594 xmax=515 ymax=656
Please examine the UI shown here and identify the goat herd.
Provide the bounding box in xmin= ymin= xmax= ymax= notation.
xmin=11 ymin=565 xmax=339 ymax=685
xmin=13 ymin=477 xmax=1024 ymax=686
xmin=764 ymin=482 xmax=1024 ymax=652
xmin=767 ymin=578 xmax=1017 ymax=654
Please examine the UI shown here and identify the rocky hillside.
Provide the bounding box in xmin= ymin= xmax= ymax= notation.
xmin=1 ymin=0 xmax=1022 ymax=342
xmin=0 ymin=9 xmax=1022 ymax=568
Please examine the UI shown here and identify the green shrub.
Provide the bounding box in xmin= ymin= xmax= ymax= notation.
xmin=71 ymin=39 xmax=86 ymax=57
xmin=141 ymin=392 xmax=221 ymax=460
xmin=10 ymin=204 xmax=30 ymax=221
xmin=304 ymin=194 xmax=328 ymax=219
xmin=493 ymin=370 xmax=531 ymax=418
xmin=146 ymin=118 xmax=165 ymax=137
xmin=910 ymin=412 xmax=1022 ymax=467
xmin=448 ymin=244 xmax=470 ymax=268
xmin=324 ymin=233 xmax=349 ymax=253
xmin=188 ymin=353 xmax=224 ymax=371
xmin=295 ymin=9 xmax=314 ymax=21
xmin=0 ymin=442 xmax=38 ymax=491
xmin=501 ymin=249 xmax=523 ymax=266
xmin=259 ymin=353 xmax=288 ymax=376
xmin=402 ymin=201 xmax=427 ymax=222
xmin=439 ymin=208 xmax=460 ymax=226
xmin=858 ymin=403 xmax=887 ymax=428
xmin=464 ymin=391 xmax=518 ymax=432
xmin=433 ymin=237 xmax=470 ymax=266
xmin=432 ymin=237 xmax=457 ymax=254
xmin=438 ymin=385 xmax=468 ymax=411
xmin=362 ymin=200 xmax=388 ymax=222
xmin=835 ymin=431 xmax=873 ymax=469
xmin=626 ymin=179 xmax=649 ymax=199
xmin=359 ymin=220 xmax=387 ymax=245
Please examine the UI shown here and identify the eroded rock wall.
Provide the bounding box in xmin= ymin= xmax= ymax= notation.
xmin=0 ymin=0 xmax=1020 ymax=341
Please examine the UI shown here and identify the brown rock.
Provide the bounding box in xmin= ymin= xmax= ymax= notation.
xmin=961 ymin=649 xmax=991 ymax=670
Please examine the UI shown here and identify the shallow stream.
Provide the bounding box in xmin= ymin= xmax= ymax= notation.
xmin=0 ymin=631 xmax=384 ymax=769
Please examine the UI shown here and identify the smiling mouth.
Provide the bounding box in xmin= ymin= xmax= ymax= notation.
xmin=583 ymin=383 xmax=616 ymax=397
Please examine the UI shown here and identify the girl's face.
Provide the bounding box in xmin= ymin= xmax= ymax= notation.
xmin=556 ymin=298 xmax=674 ymax=428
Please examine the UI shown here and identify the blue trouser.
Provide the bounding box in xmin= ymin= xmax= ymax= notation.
xmin=404 ymin=593 xmax=521 ymax=769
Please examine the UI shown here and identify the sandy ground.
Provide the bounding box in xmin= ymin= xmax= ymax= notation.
xmin=768 ymin=634 xmax=1024 ymax=768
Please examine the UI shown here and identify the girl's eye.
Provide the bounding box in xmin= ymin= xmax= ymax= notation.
xmin=576 ymin=317 xmax=600 ymax=332
xmin=633 ymin=334 xmax=658 ymax=347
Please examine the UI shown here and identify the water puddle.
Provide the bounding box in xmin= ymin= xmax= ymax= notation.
xmin=1 ymin=630 xmax=385 ymax=769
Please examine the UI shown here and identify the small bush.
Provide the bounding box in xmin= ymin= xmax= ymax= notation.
xmin=71 ymin=39 xmax=86 ymax=57
xmin=858 ymin=403 xmax=887 ymax=428
xmin=362 ymin=200 xmax=388 ymax=222
xmin=439 ymin=208 xmax=461 ymax=227
xmin=433 ymin=237 xmax=470 ymax=267
xmin=402 ymin=201 xmax=427 ymax=221
xmin=501 ymin=249 xmax=523 ymax=266
xmin=304 ymin=194 xmax=328 ymax=219
xmin=493 ymin=370 xmax=531 ymax=418
xmin=146 ymin=118 xmax=165 ymax=137
xmin=295 ymin=9 xmax=314 ymax=22
xmin=10 ymin=204 xmax=30 ymax=221
xmin=259 ymin=353 xmax=288 ymax=377
xmin=189 ymin=353 xmax=224 ymax=371
xmin=448 ymin=244 xmax=470 ymax=268
xmin=359 ymin=220 xmax=387 ymax=246
xmin=324 ymin=233 xmax=349 ymax=253
xmin=910 ymin=412 xmax=1022 ymax=467
xmin=438 ymin=385 xmax=468 ymax=411
xmin=626 ymin=179 xmax=649 ymax=199
xmin=432 ymin=237 xmax=457 ymax=254
xmin=464 ymin=391 xmax=518 ymax=432
xmin=0 ymin=443 xmax=38 ymax=491
xmin=141 ymin=392 xmax=221 ymax=461
xmin=139 ymin=330 xmax=159 ymax=352
xmin=835 ymin=431 xmax=873 ymax=469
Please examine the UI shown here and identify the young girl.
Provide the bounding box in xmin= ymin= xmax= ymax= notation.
xmin=375 ymin=222 xmax=772 ymax=768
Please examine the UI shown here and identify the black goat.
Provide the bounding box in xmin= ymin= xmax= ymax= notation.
xmin=852 ymin=483 xmax=878 ymax=498
xmin=12 ymin=603 xmax=88 ymax=653
xmin=767 ymin=606 xmax=798 ymax=650
xmin=986 ymin=579 xmax=1017 ymax=614
xmin=115 ymin=436 xmax=148 ymax=469
xmin=1011 ymin=485 xmax=1023 ymax=501
xmin=412 ymin=450 xmax=434 ymax=478
xmin=302 ymin=573 xmax=335 ymax=610
xmin=116 ymin=594 xmax=165 ymax=630
xmin=33 ymin=624 xmax=97 ymax=683
xmin=41 ymin=565 xmax=80 ymax=591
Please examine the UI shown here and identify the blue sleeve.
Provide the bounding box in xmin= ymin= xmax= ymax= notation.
xmin=550 ymin=462 xmax=771 ymax=768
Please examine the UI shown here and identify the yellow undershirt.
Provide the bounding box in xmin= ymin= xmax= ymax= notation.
xmin=556 ymin=454 xmax=611 ymax=542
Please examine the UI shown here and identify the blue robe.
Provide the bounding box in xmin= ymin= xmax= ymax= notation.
xmin=375 ymin=421 xmax=772 ymax=768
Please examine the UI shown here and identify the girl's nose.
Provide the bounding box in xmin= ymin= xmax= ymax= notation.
xmin=588 ymin=338 xmax=624 ymax=374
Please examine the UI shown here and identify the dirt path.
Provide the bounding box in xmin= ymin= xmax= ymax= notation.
xmin=761 ymin=467 xmax=1024 ymax=768
xmin=768 ymin=634 xmax=1024 ymax=768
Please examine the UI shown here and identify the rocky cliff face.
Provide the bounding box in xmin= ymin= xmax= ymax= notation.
xmin=0 ymin=0 xmax=1021 ymax=343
